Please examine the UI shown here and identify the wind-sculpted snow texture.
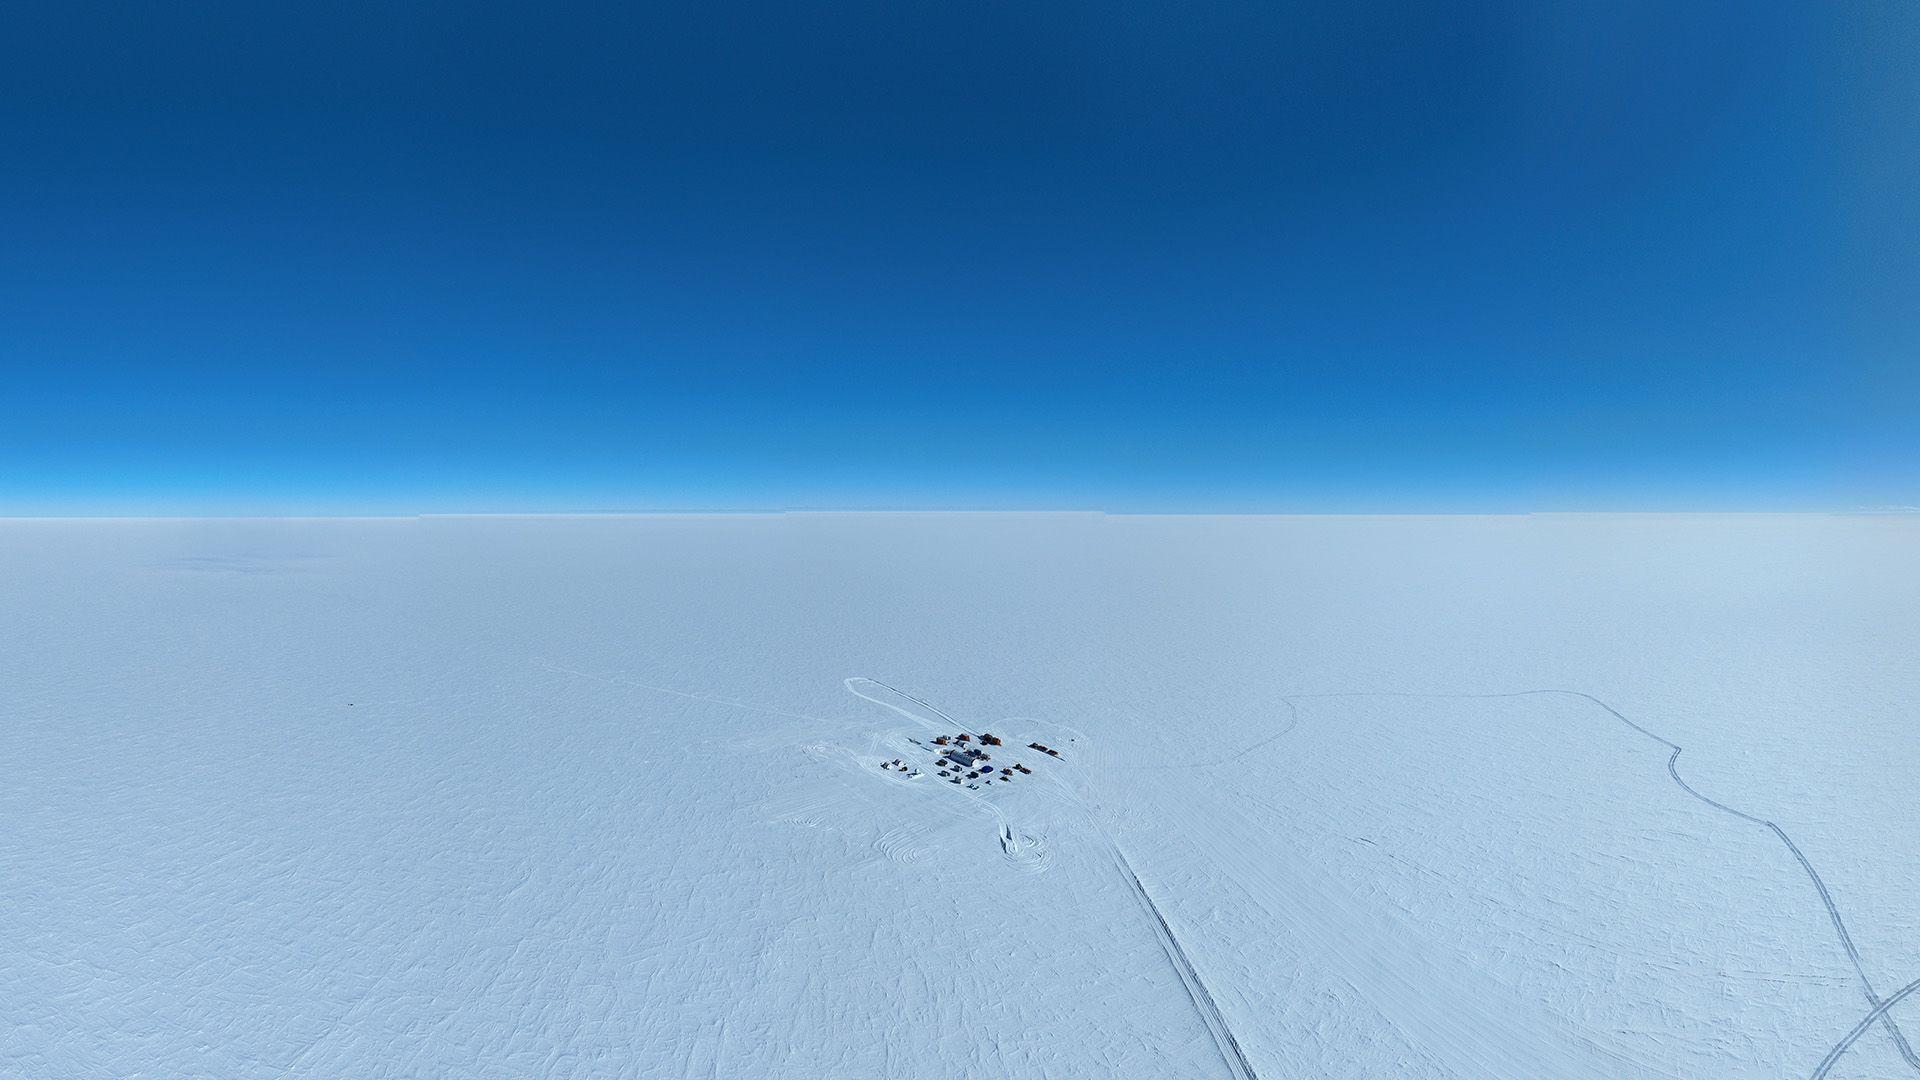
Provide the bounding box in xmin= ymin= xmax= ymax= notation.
xmin=3 ymin=513 xmax=1916 ymax=1078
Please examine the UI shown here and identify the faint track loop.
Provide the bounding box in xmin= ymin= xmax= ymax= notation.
xmin=874 ymin=822 xmax=933 ymax=865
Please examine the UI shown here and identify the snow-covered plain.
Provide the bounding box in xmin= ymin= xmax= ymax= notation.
xmin=3 ymin=513 xmax=1916 ymax=1078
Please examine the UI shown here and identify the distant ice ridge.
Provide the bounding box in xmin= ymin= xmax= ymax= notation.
xmin=2 ymin=512 xmax=1915 ymax=1078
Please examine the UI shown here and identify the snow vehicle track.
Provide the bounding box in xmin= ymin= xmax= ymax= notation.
xmin=1270 ymin=689 xmax=1920 ymax=1073
xmin=1813 ymin=974 xmax=1920 ymax=1080
xmin=843 ymin=678 xmax=1919 ymax=1076
xmin=565 ymin=664 xmax=1911 ymax=1076
xmin=1105 ymin=839 xmax=1262 ymax=1080
xmin=848 ymin=677 xmax=1258 ymax=1076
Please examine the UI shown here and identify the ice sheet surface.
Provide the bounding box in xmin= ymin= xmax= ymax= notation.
xmin=3 ymin=514 xmax=1915 ymax=1078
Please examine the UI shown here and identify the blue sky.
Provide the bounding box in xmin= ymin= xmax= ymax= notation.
xmin=2 ymin=1 xmax=1914 ymax=514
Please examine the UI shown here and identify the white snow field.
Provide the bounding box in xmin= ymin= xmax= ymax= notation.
xmin=3 ymin=513 xmax=1917 ymax=1079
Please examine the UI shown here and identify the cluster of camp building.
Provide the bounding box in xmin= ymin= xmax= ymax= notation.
xmin=878 ymin=731 xmax=1063 ymax=790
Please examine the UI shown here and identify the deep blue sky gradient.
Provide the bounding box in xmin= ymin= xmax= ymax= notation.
xmin=3 ymin=1 xmax=1915 ymax=513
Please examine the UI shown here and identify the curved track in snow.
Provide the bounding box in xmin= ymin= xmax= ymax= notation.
xmin=1813 ymin=974 xmax=1920 ymax=1079
xmin=1258 ymin=688 xmax=1920 ymax=1074
xmin=566 ymin=663 xmax=1908 ymax=1076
